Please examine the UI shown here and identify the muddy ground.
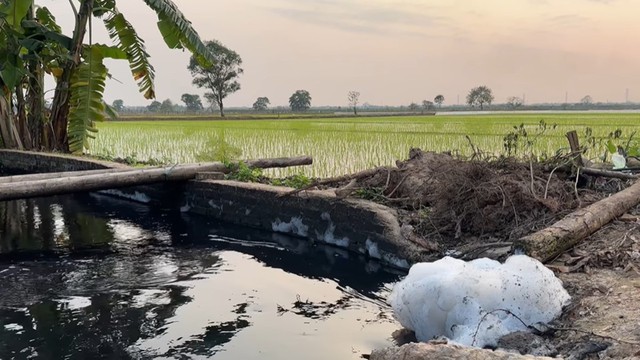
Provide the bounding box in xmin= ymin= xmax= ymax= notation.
xmin=298 ymin=149 xmax=640 ymax=359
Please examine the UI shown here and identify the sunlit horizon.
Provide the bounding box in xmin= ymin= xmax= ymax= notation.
xmin=42 ymin=0 xmax=640 ymax=107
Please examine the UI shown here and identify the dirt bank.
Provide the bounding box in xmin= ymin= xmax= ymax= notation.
xmin=297 ymin=149 xmax=640 ymax=359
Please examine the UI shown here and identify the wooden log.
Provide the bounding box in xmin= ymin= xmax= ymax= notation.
xmin=566 ymin=130 xmax=583 ymax=167
xmin=0 ymin=167 xmax=136 ymax=184
xmin=514 ymin=179 xmax=640 ymax=262
xmin=0 ymin=156 xmax=312 ymax=201
xmin=0 ymin=155 xmax=312 ymax=184
xmin=195 ymin=172 xmax=225 ymax=180
xmin=242 ymin=156 xmax=312 ymax=169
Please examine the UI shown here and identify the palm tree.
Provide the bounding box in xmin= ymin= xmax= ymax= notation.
xmin=0 ymin=0 xmax=216 ymax=153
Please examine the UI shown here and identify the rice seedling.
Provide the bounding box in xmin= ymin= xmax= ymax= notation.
xmin=88 ymin=113 xmax=640 ymax=178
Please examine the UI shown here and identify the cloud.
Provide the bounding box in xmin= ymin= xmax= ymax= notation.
xmin=545 ymin=14 xmax=592 ymax=28
xmin=263 ymin=0 xmax=449 ymax=36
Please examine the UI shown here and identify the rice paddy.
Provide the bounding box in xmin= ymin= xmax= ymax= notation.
xmin=89 ymin=113 xmax=640 ymax=178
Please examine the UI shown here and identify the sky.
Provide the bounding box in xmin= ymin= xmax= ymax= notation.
xmin=41 ymin=0 xmax=640 ymax=107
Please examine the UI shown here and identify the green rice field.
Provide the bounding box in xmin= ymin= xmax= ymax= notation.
xmin=89 ymin=113 xmax=640 ymax=178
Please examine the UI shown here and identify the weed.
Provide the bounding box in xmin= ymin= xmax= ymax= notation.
xmin=502 ymin=120 xmax=557 ymax=159
xmin=354 ymin=187 xmax=386 ymax=202
xmin=582 ymin=127 xmax=639 ymax=162
xmin=196 ymin=132 xmax=242 ymax=163
xmin=271 ymin=174 xmax=312 ymax=189
xmin=225 ymin=161 xmax=263 ymax=182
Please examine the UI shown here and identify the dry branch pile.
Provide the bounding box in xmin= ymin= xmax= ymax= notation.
xmin=306 ymin=149 xmax=634 ymax=254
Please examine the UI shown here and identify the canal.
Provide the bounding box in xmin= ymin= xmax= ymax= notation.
xmin=0 ymin=191 xmax=404 ymax=359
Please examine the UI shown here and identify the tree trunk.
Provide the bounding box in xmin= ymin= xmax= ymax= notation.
xmin=218 ymin=97 xmax=225 ymax=117
xmin=26 ymin=65 xmax=44 ymax=150
xmin=0 ymin=95 xmax=24 ymax=150
xmin=48 ymin=0 xmax=93 ymax=152
xmin=26 ymin=5 xmax=45 ymax=150
xmin=14 ymin=84 xmax=33 ymax=149
xmin=514 ymin=179 xmax=640 ymax=262
xmin=0 ymin=156 xmax=312 ymax=201
xmin=0 ymin=96 xmax=14 ymax=148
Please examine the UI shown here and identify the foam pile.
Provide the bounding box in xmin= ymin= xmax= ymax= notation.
xmin=390 ymin=255 xmax=570 ymax=348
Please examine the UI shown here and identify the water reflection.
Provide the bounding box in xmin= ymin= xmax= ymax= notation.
xmin=0 ymin=197 xmax=113 ymax=257
xmin=0 ymin=193 xmax=402 ymax=359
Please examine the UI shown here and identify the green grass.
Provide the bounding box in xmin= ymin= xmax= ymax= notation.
xmin=88 ymin=113 xmax=640 ymax=178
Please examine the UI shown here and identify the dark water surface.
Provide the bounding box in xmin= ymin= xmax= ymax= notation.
xmin=0 ymin=193 xmax=403 ymax=359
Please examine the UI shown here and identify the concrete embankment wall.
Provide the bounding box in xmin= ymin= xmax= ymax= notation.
xmin=185 ymin=180 xmax=426 ymax=268
xmin=0 ymin=150 xmax=424 ymax=268
xmin=0 ymin=149 xmax=126 ymax=173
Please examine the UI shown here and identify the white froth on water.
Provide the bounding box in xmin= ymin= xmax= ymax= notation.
xmin=390 ymin=255 xmax=570 ymax=348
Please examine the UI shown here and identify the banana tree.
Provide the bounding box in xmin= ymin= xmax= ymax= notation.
xmin=0 ymin=0 xmax=215 ymax=153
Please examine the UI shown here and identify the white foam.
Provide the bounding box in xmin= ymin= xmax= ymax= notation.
xmin=390 ymin=255 xmax=570 ymax=348
xmin=272 ymin=217 xmax=309 ymax=237
xmin=98 ymin=189 xmax=151 ymax=203
xmin=208 ymin=200 xmax=223 ymax=212
xmin=366 ymin=239 xmax=381 ymax=259
xmin=4 ymin=323 xmax=23 ymax=331
xmin=365 ymin=239 xmax=410 ymax=269
xmin=58 ymin=296 xmax=93 ymax=311
xmin=315 ymin=212 xmax=350 ymax=247
xmin=380 ymin=252 xmax=410 ymax=269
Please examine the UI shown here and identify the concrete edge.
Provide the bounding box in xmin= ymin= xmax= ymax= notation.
xmin=185 ymin=180 xmax=429 ymax=269
xmin=0 ymin=150 xmax=429 ymax=268
xmin=0 ymin=149 xmax=130 ymax=172
xmin=0 ymin=149 xmax=184 ymax=206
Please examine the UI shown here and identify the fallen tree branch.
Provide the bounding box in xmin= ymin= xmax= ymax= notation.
xmin=279 ymin=166 xmax=392 ymax=197
xmin=581 ymin=167 xmax=639 ymax=180
xmin=514 ymin=179 xmax=640 ymax=262
xmin=334 ymin=179 xmax=359 ymax=198
xmin=474 ymin=309 xmax=640 ymax=348
xmin=457 ymin=242 xmax=514 ymax=260
xmin=387 ymin=173 xmax=408 ymax=198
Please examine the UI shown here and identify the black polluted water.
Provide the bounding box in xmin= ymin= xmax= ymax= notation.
xmin=0 ymin=192 xmax=403 ymax=359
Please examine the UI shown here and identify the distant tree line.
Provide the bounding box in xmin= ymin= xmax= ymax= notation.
xmin=122 ymin=73 xmax=632 ymax=116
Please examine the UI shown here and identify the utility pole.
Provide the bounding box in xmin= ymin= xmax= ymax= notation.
xmin=626 ymin=88 xmax=629 ymax=103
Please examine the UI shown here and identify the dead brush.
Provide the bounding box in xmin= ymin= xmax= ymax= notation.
xmin=406 ymin=155 xmax=581 ymax=244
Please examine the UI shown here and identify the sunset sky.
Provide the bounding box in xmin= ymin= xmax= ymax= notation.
xmin=43 ymin=0 xmax=640 ymax=107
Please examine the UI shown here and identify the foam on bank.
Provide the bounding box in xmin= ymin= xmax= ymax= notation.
xmin=390 ymin=255 xmax=570 ymax=348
